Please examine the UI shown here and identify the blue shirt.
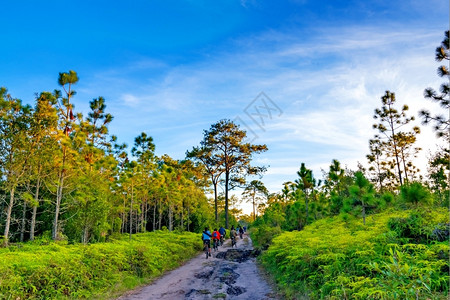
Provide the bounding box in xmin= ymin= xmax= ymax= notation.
xmin=219 ymin=227 xmax=226 ymax=235
xmin=202 ymin=230 xmax=212 ymax=240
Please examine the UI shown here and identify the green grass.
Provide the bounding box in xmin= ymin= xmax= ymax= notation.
xmin=0 ymin=231 xmax=203 ymax=299
xmin=260 ymin=208 xmax=449 ymax=299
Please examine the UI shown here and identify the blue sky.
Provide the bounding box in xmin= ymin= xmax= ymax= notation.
xmin=1 ymin=1 xmax=448 ymax=212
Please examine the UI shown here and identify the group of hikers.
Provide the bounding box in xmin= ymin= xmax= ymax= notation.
xmin=201 ymin=225 xmax=246 ymax=258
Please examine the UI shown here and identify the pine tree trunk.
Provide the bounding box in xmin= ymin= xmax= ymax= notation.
xmin=153 ymin=203 xmax=156 ymax=231
xmin=180 ymin=208 xmax=184 ymax=231
xmin=394 ymin=148 xmax=403 ymax=185
xmin=138 ymin=203 xmax=142 ymax=232
xmin=30 ymin=206 xmax=38 ymax=241
xmin=121 ymin=196 xmax=126 ymax=234
xmin=82 ymin=225 xmax=89 ymax=244
xmin=389 ymin=125 xmax=403 ymax=186
xmin=3 ymin=186 xmax=16 ymax=246
xmin=52 ymin=169 xmax=64 ymax=240
xmin=401 ymin=149 xmax=409 ymax=184
xmin=143 ymin=201 xmax=148 ymax=232
xmin=376 ymin=156 xmax=384 ymax=191
xmin=187 ymin=205 xmax=190 ymax=232
xmin=214 ymin=182 xmax=218 ymax=222
xmin=129 ymin=184 xmax=133 ymax=240
xmin=20 ymin=201 xmax=27 ymax=242
xmin=158 ymin=198 xmax=162 ymax=230
xmin=225 ymin=171 xmax=230 ymax=229
xmin=30 ymin=177 xmax=41 ymax=241
xmin=135 ymin=211 xmax=138 ymax=234
xmin=53 ymin=145 xmax=69 ymax=241
xmin=252 ymin=194 xmax=256 ymax=221
xmin=168 ymin=199 xmax=173 ymax=232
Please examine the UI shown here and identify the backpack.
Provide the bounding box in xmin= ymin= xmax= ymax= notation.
xmin=213 ymin=231 xmax=218 ymax=238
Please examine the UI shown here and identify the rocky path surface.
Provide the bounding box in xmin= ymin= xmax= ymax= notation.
xmin=117 ymin=234 xmax=279 ymax=300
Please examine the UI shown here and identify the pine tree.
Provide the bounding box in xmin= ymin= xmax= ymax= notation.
xmin=286 ymin=163 xmax=320 ymax=227
xmin=371 ymin=91 xmax=420 ymax=187
xmin=186 ymin=144 xmax=223 ymax=222
xmin=52 ymin=70 xmax=79 ymax=240
xmin=242 ymin=180 xmax=268 ymax=221
xmin=200 ymin=119 xmax=267 ymax=228
xmin=346 ymin=171 xmax=376 ymax=225
xmin=420 ymin=30 xmax=450 ymax=140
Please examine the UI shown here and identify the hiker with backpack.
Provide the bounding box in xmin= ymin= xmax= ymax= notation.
xmin=230 ymin=225 xmax=237 ymax=247
xmin=218 ymin=226 xmax=226 ymax=246
xmin=202 ymin=227 xmax=212 ymax=258
xmin=212 ymin=228 xmax=221 ymax=251
xmin=238 ymin=226 xmax=244 ymax=239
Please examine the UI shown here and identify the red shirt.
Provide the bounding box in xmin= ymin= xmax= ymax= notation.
xmin=212 ymin=230 xmax=221 ymax=240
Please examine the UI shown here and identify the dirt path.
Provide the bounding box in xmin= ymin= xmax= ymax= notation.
xmin=117 ymin=234 xmax=279 ymax=300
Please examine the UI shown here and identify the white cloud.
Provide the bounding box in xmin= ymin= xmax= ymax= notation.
xmin=82 ymin=25 xmax=445 ymax=197
xmin=121 ymin=93 xmax=142 ymax=107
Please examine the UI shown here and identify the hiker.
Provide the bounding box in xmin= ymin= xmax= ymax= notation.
xmin=239 ymin=226 xmax=244 ymax=239
xmin=202 ymin=227 xmax=212 ymax=257
xmin=219 ymin=226 xmax=226 ymax=245
xmin=212 ymin=228 xmax=221 ymax=250
xmin=230 ymin=226 xmax=237 ymax=247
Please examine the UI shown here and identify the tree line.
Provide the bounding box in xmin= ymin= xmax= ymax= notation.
xmin=0 ymin=70 xmax=269 ymax=246
xmin=1 ymin=31 xmax=448 ymax=247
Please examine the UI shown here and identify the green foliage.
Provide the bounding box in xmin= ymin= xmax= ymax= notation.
xmin=260 ymin=208 xmax=449 ymax=299
xmin=0 ymin=73 xmax=214 ymax=246
xmin=0 ymin=231 xmax=202 ymax=299
xmin=283 ymin=200 xmax=305 ymax=231
xmin=250 ymin=225 xmax=282 ymax=250
xmin=343 ymin=171 xmax=381 ymax=225
xmin=388 ymin=208 xmax=450 ymax=245
xmin=400 ymin=182 xmax=433 ymax=206
xmin=260 ymin=202 xmax=285 ymax=227
xmin=324 ymin=159 xmax=353 ymax=214
xmin=380 ymin=191 xmax=394 ymax=205
xmin=388 ymin=211 xmax=426 ymax=243
xmin=368 ymin=247 xmax=446 ymax=299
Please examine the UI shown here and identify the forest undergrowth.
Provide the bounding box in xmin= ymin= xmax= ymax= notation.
xmin=256 ymin=208 xmax=449 ymax=299
xmin=0 ymin=231 xmax=202 ymax=299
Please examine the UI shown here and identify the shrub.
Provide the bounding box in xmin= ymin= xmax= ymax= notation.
xmin=388 ymin=209 xmax=449 ymax=243
xmin=0 ymin=231 xmax=202 ymax=299
xmin=400 ymin=182 xmax=432 ymax=206
xmin=250 ymin=225 xmax=282 ymax=250
xmin=261 ymin=208 xmax=449 ymax=299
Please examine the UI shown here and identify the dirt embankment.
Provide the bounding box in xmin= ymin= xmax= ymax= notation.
xmin=117 ymin=234 xmax=279 ymax=300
